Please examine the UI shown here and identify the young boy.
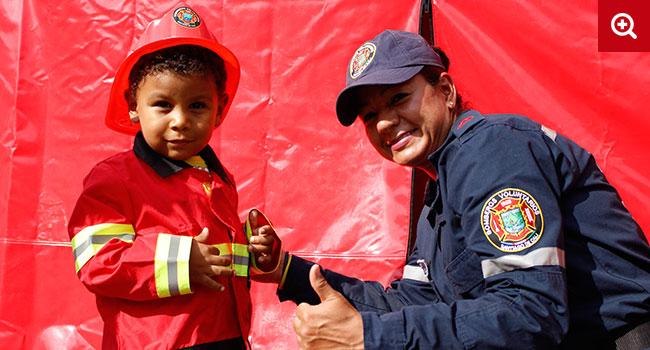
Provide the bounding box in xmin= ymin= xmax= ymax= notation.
xmin=68 ymin=4 xmax=280 ymax=349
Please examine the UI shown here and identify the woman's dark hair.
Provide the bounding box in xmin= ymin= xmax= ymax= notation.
xmin=419 ymin=46 xmax=465 ymax=117
xmin=127 ymin=44 xmax=227 ymax=100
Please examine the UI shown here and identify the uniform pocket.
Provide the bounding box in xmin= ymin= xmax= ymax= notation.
xmin=445 ymin=248 xmax=485 ymax=298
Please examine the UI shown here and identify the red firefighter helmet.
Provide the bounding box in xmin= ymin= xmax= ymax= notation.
xmin=104 ymin=3 xmax=240 ymax=135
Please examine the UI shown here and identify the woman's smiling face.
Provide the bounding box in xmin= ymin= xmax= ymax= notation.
xmin=356 ymin=72 xmax=457 ymax=173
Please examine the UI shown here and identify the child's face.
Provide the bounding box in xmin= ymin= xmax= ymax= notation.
xmin=129 ymin=70 xmax=225 ymax=160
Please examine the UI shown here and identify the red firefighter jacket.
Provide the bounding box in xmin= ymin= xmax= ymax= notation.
xmin=68 ymin=132 xmax=251 ymax=349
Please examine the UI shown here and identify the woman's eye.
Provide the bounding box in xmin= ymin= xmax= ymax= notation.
xmin=390 ymin=92 xmax=409 ymax=105
xmin=361 ymin=112 xmax=377 ymax=123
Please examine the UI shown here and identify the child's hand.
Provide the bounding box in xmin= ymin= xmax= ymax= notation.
xmin=189 ymin=228 xmax=235 ymax=291
xmin=247 ymin=209 xmax=283 ymax=282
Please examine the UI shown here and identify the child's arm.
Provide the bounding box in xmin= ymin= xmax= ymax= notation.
xmin=69 ymin=163 xmax=234 ymax=300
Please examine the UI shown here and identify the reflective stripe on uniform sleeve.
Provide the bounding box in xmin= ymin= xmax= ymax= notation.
xmin=212 ymin=242 xmax=250 ymax=277
xmin=541 ymin=125 xmax=558 ymax=142
xmin=231 ymin=243 xmax=250 ymax=277
xmin=154 ymin=234 xmax=193 ymax=298
xmin=403 ymin=264 xmax=430 ymax=283
xmin=481 ymin=247 xmax=565 ymax=279
xmin=71 ymin=223 xmax=135 ymax=273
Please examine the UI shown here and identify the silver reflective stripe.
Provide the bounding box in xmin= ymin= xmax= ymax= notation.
xmin=481 ymin=247 xmax=565 ymax=279
xmin=167 ymin=235 xmax=180 ymax=296
xmin=403 ymin=264 xmax=429 ymax=283
xmin=71 ymin=223 xmax=135 ymax=273
xmin=221 ymin=254 xmax=234 ymax=261
xmin=232 ymin=254 xmax=248 ymax=267
xmin=73 ymin=234 xmax=135 ymax=260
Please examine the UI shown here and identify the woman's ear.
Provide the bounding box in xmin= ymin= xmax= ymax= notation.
xmin=439 ymin=73 xmax=457 ymax=109
xmin=214 ymin=94 xmax=229 ymax=127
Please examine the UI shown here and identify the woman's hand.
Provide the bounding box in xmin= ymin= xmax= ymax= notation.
xmin=293 ymin=264 xmax=364 ymax=349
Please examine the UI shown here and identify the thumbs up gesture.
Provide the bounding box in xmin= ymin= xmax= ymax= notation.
xmin=293 ymin=264 xmax=364 ymax=350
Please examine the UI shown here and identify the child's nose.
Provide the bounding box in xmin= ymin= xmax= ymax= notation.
xmin=170 ymin=109 xmax=191 ymax=130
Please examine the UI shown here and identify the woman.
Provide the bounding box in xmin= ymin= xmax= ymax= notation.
xmin=259 ymin=29 xmax=650 ymax=349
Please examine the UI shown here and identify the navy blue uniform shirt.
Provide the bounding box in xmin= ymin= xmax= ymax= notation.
xmin=279 ymin=111 xmax=650 ymax=349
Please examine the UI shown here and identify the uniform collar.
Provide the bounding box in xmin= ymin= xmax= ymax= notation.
xmin=450 ymin=110 xmax=483 ymax=138
xmin=427 ymin=110 xmax=484 ymax=167
xmin=133 ymin=131 xmax=223 ymax=179
xmin=423 ymin=110 xmax=484 ymax=205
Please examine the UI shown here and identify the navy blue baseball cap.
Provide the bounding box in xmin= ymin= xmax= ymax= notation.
xmin=335 ymin=30 xmax=446 ymax=126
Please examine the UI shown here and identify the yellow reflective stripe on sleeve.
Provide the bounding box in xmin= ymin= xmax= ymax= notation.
xmin=154 ymin=235 xmax=171 ymax=298
xmin=71 ymin=223 xmax=135 ymax=273
xmin=154 ymin=234 xmax=193 ymax=298
xmin=214 ymin=243 xmax=232 ymax=259
xmin=211 ymin=242 xmax=250 ymax=277
xmin=232 ymin=243 xmax=250 ymax=277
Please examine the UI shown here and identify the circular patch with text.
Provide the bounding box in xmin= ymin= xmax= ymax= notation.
xmin=481 ymin=188 xmax=544 ymax=252
xmin=349 ymin=42 xmax=376 ymax=79
xmin=173 ymin=7 xmax=201 ymax=28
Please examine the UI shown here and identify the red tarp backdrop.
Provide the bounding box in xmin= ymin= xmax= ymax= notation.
xmin=0 ymin=1 xmax=648 ymax=349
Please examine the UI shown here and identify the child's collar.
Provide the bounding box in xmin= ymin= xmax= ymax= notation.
xmin=132 ymin=131 xmax=228 ymax=182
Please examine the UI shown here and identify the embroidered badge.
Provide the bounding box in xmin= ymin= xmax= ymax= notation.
xmin=481 ymin=188 xmax=544 ymax=252
xmin=349 ymin=42 xmax=376 ymax=79
xmin=173 ymin=7 xmax=201 ymax=28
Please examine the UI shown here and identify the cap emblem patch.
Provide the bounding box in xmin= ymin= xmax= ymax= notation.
xmin=349 ymin=42 xmax=376 ymax=79
xmin=481 ymin=188 xmax=544 ymax=252
xmin=173 ymin=7 xmax=201 ymax=28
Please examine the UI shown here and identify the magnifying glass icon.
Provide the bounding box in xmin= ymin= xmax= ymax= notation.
xmin=611 ymin=13 xmax=637 ymax=39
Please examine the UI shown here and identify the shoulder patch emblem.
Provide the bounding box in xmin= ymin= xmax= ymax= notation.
xmin=481 ymin=188 xmax=543 ymax=252
xmin=173 ymin=7 xmax=201 ymax=28
xmin=349 ymin=42 xmax=376 ymax=79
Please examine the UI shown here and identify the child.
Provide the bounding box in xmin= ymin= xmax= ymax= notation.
xmin=68 ymin=4 xmax=280 ymax=349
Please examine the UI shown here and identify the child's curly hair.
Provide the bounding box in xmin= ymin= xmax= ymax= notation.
xmin=127 ymin=44 xmax=227 ymax=100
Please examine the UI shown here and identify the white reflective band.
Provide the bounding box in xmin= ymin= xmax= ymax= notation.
xmin=481 ymin=247 xmax=565 ymax=279
xmin=403 ymin=264 xmax=429 ymax=283
xmin=541 ymin=125 xmax=557 ymax=142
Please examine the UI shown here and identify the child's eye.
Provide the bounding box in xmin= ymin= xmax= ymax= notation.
xmin=189 ymin=102 xmax=207 ymax=109
xmin=154 ymin=101 xmax=172 ymax=109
